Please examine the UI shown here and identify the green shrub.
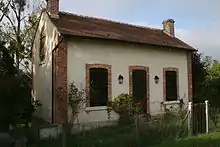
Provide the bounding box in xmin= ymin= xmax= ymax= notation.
xmin=107 ymin=93 xmax=142 ymax=122
xmin=67 ymin=82 xmax=86 ymax=134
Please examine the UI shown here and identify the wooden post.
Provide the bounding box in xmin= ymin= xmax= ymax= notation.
xmin=188 ymin=102 xmax=193 ymax=136
xmin=205 ymin=100 xmax=209 ymax=134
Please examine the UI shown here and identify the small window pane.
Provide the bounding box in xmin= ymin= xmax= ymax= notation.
xmin=165 ymin=71 xmax=177 ymax=101
xmin=90 ymin=68 xmax=108 ymax=107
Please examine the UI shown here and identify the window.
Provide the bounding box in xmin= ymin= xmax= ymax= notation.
xmin=86 ymin=64 xmax=112 ymax=107
xmin=39 ymin=25 xmax=46 ymax=62
xmin=89 ymin=68 xmax=108 ymax=107
xmin=165 ymin=70 xmax=178 ymax=101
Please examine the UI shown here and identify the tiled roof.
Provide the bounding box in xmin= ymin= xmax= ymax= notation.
xmin=50 ymin=11 xmax=195 ymax=51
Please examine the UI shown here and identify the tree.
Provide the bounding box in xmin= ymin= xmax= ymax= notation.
xmin=0 ymin=0 xmax=43 ymax=72
xmin=0 ymin=41 xmax=41 ymax=131
xmin=192 ymin=52 xmax=207 ymax=103
xmin=0 ymin=0 xmax=43 ymax=131
xmin=203 ymin=61 xmax=220 ymax=107
xmin=192 ymin=53 xmax=220 ymax=107
xmin=0 ymin=0 xmax=11 ymax=22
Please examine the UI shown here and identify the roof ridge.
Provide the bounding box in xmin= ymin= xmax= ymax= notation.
xmin=59 ymin=11 xmax=162 ymax=32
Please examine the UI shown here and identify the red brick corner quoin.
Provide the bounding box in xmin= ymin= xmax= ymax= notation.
xmin=187 ymin=52 xmax=193 ymax=102
xmin=129 ymin=66 xmax=150 ymax=113
xmin=53 ymin=38 xmax=68 ymax=124
xmin=163 ymin=67 xmax=179 ymax=101
xmin=85 ymin=64 xmax=112 ymax=107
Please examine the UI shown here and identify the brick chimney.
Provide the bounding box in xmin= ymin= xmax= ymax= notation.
xmin=162 ymin=19 xmax=175 ymax=37
xmin=45 ymin=0 xmax=59 ymax=17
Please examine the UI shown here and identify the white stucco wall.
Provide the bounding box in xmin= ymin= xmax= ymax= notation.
xmin=32 ymin=12 xmax=59 ymax=122
xmin=67 ymin=38 xmax=189 ymax=124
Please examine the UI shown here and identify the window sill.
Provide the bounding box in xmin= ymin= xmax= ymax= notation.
xmin=163 ymin=100 xmax=180 ymax=105
xmin=85 ymin=106 xmax=107 ymax=112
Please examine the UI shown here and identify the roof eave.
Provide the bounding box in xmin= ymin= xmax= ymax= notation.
xmin=61 ymin=33 xmax=197 ymax=51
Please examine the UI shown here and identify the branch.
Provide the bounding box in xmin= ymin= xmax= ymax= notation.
xmin=0 ymin=28 xmax=16 ymax=42
xmin=21 ymin=20 xmax=38 ymax=43
xmin=9 ymin=2 xmax=19 ymax=21
xmin=20 ymin=62 xmax=31 ymax=74
xmin=4 ymin=13 xmax=17 ymax=34
xmin=20 ymin=16 xmax=26 ymax=22
xmin=0 ymin=0 xmax=12 ymax=22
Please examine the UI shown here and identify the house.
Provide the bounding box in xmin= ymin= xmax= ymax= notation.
xmin=32 ymin=0 xmax=196 ymax=127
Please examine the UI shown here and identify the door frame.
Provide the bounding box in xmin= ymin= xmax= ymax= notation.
xmin=129 ymin=66 xmax=150 ymax=114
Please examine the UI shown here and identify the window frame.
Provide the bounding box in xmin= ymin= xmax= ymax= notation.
xmin=85 ymin=64 xmax=112 ymax=108
xmin=163 ymin=67 xmax=179 ymax=102
xmin=129 ymin=66 xmax=150 ymax=114
xmin=39 ymin=25 xmax=46 ymax=63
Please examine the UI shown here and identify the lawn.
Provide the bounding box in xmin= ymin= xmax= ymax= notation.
xmin=155 ymin=132 xmax=220 ymax=147
xmin=29 ymin=122 xmax=220 ymax=147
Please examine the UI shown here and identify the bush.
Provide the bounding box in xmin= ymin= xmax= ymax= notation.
xmin=67 ymin=82 xmax=86 ymax=133
xmin=107 ymin=93 xmax=142 ymax=122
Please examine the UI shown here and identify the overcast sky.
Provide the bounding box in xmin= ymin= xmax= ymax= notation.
xmin=59 ymin=0 xmax=220 ymax=60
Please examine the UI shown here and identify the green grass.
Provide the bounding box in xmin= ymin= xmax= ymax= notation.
xmin=28 ymin=122 xmax=220 ymax=147
xmin=27 ymin=114 xmax=220 ymax=147
xmin=33 ymin=132 xmax=220 ymax=147
xmin=154 ymin=132 xmax=220 ymax=147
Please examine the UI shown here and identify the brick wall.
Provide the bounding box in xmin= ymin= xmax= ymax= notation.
xmin=53 ymin=38 xmax=67 ymax=124
xmin=187 ymin=52 xmax=193 ymax=102
xmin=46 ymin=0 xmax=59 ymax=16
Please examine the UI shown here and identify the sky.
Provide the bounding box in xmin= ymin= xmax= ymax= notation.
xmin=59 ymin=0 xmax=220 ymax=60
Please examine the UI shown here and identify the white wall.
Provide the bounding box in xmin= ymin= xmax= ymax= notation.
xmin=67 ymin=38 xmax=189 ymax=124
xmin=32 ymin=12 xmax=59 ymax=122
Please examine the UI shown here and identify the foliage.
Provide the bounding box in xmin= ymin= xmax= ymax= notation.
xmin=0 ymin=0 xmax=43 ymax=72
xmin=0 ymin=0 xmax=43 ymax=134
xmin=107 ymin=93 xmax=142 ymax=122
xmin=30 ymin=130 xmax=220 ymax=147
xmin=192 ymin=52 xmax=208 ymax=102
xmin=201 ymin=59 xmax=220 ymax=107
xmin=68 ymin=82 xmax=86 ymax=132
xmin=209 ymin=107 xmax=220 ymax=129
xmin=157 ymin=102 xmax=188 ymax=138
xmin=0 ymin=41 xmax=40 ymax=132
xmin=0 ymin=41 xmax=17 ymax=74
xmin=192 ymin=52 xmax=220 ymax=107
xmin=28 ymin=117 xmax=195 ymax=147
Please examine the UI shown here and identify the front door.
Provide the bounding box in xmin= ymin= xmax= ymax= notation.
xmin=132 ymin=70 xmax=147 ymax=113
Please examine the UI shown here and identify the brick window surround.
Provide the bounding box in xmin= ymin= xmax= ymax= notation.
xmin=129 ymin=66 xmax=150 ymax=113
xmin=163 ymin=67 xmax=179 ymax=101
xmin=85 ymin=64 xmax=112 ymax=107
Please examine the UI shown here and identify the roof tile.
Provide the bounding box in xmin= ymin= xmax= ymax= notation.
xmin=50 ymin=11 xmax=195 ymax=51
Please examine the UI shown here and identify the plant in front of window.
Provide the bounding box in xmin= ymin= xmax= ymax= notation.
xmin=68 ymin=81 xmax=86 ymax=134
xmin=107 ymin=93 xmax=142 ymax=124
xmin=157 ymin=99 xmax=188 ymax=138
xmin=160 ymin=99 xmax=186 ymax=120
